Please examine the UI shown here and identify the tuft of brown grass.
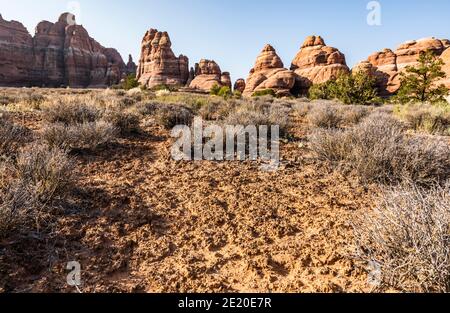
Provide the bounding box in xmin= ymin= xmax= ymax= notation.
xmin=394 ymin=102 xmax=450 ymax=136
xmin=354 ymin=182 xmax=450 ymax=292
xmin=309 ymin=113 xmax=450 ymax=186
xmin=0 ymin=111 xmax=32 ymax=156
xmin=42 ymin=121 xmax=117 ymax=151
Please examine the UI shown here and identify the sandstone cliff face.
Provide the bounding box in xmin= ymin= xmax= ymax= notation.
xmin=188 ymin=59 xmax=231 ymax=91
xmin=290 ymin=36 xmax=350 ymax=94
xmin=0 ymin=13 xmax=127 ymax=88
xmin=361 ymin=37 xmax=450 ymax=95
xmin=243 ymin=44 xmax=296 ymax=97
xmin=137 ymin=29 xmax=189 ymax=88
xmin=440 ymin=48 xmax=450 ymax=89
xmin=0 ymin=14 xmax=36 ymax=86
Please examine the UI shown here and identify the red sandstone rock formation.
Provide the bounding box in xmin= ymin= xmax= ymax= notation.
xmin=0 ymin=13 xmax=127 ymax=88
xmin=188 ymin=59 xmax=231 ymax=91
xmin=243 ymin=44 xmax=296 ymax=97
xmin=137 ymin=29 xmax=189 ymax=89
xmin=233 ymin=78 xmax=246 ymax=93
xmin=290 ymin=35 xmax=349 ymax=94
xmin=360 ymin=37 xmax=450 ymax=95
xmin=126 ymin=55 xmax=137 ymax=76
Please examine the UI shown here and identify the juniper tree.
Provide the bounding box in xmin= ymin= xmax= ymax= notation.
xmin=395 ymin=50 xmax=449 ymax=104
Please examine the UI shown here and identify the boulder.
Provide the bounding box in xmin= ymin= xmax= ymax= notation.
xmin=243 ymin=44 xmax=296 ymax=97
xmin=233 ymin=78 xmax=246 ymax=93
xmin=188 ymin=59 xmax=231 ymax=91
xmin=136 ymin=29 xmax=189 ymax=89
xmin=290 ymin=35 xmax=350 ymax=94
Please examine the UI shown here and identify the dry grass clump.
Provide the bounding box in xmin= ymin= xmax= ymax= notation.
xmin=394 ymin=102 xmax=450 ymax=135
xmin=15 ymin=143 xmax=74 ymax=202
xmin=224 ymin=102 xmax=290 ymax=136
xmin=309 ymin=113 xmax=450 ymax=185
xmin=42 ymin=97 xmax=101 ymax=125
xmin=306 ymin=101 xmax=372 ymax=129
xmin=0 ymin=143 xmax=74 ymax=239
xmin=0 ymin=111 xmax=32 ymax=156
xmin=42 ymin=121 xmax=117 ymax=150
xmin=102 ymin=109 xmax=141 ymax=135
xmin=354 ymin=182 xmax=450 ymax=292
xmin=154 ymin=104 xmax=195 ymax=129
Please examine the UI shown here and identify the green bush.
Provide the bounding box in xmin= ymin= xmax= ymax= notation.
xmin=210 ymin=84 xmax=222 ymax=96
xmin=252 ymin=89 xmax=276 ymax=98
xmin=308 ymin=72 xmax=381 ymax=105
xmin=123 ymin=74 xmax=140 ymax=90
xmin=394 ymin=50 xmax=449 ymax=104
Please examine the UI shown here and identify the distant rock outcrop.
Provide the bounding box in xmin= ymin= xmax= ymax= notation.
xmin=126 ymin=55 xmax=137 ymax=76
xmin=290 ymin=35 xmax=350 ymax=94
xmin=188 ymin=59 xmax=231 ymax=91
xmin=359 ymin=37 xmax=450 ymax=95
xmin=0 ymin=13 xmax=127 ymax=87
xmin=243 ymin=44 xmax=296 ymax=97
xmin=233 ymin=78 xmax=246 ymax=93
xmin=137 ymin=29 xmax=189 ymax=89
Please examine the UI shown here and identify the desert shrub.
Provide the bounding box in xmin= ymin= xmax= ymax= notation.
xmin=122 ymin=74 xmax=140 ymax=90
xmin=293 ymin=102 xmax=313 ymax=118
xmin=152 ymin=84 xmax=180 ymax=92
xmin=197 ymin=98 xmax=236 ymax=121
xmin=15 ymin=143 xmax=74 ymax=202
xmin=155 ymin=89 xmax=171 ymax=97
xmin=308 ymin=128 xmax=352 ymax=162
xmin=210 ymin=84 xmax=221 ymax=96
xmin=42 ymin=98 xmax=101 ymax=125
xmin=0 ymin=181 xmax=34 ymax=239
xmin=252 ymin=89 xmax=276 ymax=98
xmin=42 ymin=121 xmax=117 ymax=150
xmin=308 ymin=72 xmax=381 ymax=105
xmin=224 ymin=102 xmax=290 ymax=136
xmin=102 ymin=109 xmax=141 ymax=135
xmin=218 ymin=86 xmax=232 ymax=99
xmin=340 ymin=105 xmax=372 ymax=126
xmin=233 ymin=90 xmax=242 ymax=99
xmin=0 ymin=112 xmax=32 ymax=156
xmin=354 ymin=182 xmax=450 ymax=292
xmin=394 ymin=50 xmax=449 ymax=104
xmin=309 ymin=113 xmax=450 ymax=185
xmin=394 ymin=102 xmax=450 ymax=135
xmin=307 ymin=103 xmax=343 ymax=128
xmin=154 ymin=104 xmax=194 ymax=129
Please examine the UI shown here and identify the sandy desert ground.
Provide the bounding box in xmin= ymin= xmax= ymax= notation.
xmin=1 ymin=88 xmax=449 ymax=293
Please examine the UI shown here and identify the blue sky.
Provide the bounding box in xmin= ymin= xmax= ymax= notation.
xmin=1 ymin=0 xmax=450 ymax=81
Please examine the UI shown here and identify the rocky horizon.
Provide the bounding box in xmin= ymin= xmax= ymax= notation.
xmin=1 ymin=12 xmax=450 ymax=95
xmin=0 ymin=12 xmax=135 ymax=88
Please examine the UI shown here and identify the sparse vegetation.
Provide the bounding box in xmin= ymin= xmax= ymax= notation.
xmin=309 ymin=112 xmax=450 ymax=185
xmin=394 ymin=102 xmax=450 ymax=135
